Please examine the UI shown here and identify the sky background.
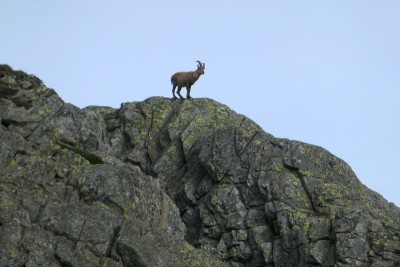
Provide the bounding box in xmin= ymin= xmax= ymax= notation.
xmin=2 ymin=1 xmax=399 ymax=206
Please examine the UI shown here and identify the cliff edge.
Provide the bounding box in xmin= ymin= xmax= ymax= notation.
xmin=1 ymin=65 xmax=399 ymax=266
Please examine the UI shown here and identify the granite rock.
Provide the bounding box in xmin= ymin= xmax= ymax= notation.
xmin=1 ymin=64 xmax=399 ymax=266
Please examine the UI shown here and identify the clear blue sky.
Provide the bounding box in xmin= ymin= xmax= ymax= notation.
xmin=2 ymin=1 xmax=399 ymax=206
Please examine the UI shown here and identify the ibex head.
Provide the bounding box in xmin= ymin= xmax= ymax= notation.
xmin=196 ymin=61 xmax=205 ymax=75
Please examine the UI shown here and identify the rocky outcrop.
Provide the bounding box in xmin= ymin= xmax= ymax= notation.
xmin=1 ymin=64 xmax=399 ymax=266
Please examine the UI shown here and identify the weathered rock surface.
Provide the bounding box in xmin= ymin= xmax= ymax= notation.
xmin=1 ymin=64 xmax=399 ymax=266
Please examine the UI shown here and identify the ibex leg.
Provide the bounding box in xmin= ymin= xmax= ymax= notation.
xmin=172 ymin=85 xmax=177 ymax=99
xmin=177 ymin=87 xmax=184 ymax=99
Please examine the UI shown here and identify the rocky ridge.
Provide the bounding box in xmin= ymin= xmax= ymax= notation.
xmin=0 ymin=64 xmax=399 ymax=266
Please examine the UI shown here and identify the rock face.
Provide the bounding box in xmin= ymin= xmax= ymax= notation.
xmin=0 ymin=64 xmax=399 ymax=267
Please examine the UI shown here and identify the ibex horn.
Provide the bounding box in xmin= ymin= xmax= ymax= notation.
xmin=196 ymin=60 xmax=202 ymax=67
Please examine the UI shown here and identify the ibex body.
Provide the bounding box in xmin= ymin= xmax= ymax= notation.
xmin=171 ymin=61 xmax=205 ymax=99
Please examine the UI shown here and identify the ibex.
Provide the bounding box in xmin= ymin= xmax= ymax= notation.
xmin=171 ymin=61 xmax=205 ymax=99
